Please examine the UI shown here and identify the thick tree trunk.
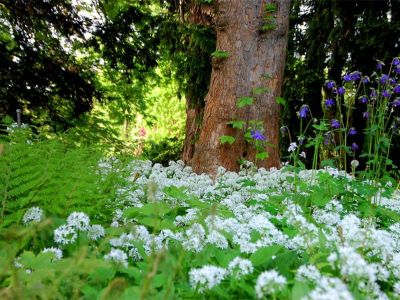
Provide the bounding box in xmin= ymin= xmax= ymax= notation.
xmin=189 ymin=0 xmax=291 ymax=174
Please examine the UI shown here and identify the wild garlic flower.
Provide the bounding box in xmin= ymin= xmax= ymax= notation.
xmin=22 ymin=207 xmax=43 ymax=225
xmin=42 ymin=247 xmax=63 ymax=260
xmin=255 ymin=270 xmax=287 ymax=299
xmin=305 ymin=277 xmax=354 ymax=300
xmin=189 ymin=265 xmax=226 ymax=293
xmin=67 ymin=212 xmax=90 ymax=231
xmin=227 ymin=257 xmax=254 ymax=278
xmin=104 ymin=248 xmax=128 ymax=267
xmin=88 ymin=224 xmax=105 ymax=241
xmin=296 ymin=265 xmax=321 ymax=283
xmin=54 ymin=225 xmax=77 ymax=245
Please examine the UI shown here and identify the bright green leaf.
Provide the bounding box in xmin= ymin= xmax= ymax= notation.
xmin=219 ymin=135 xmax=235 ymax=145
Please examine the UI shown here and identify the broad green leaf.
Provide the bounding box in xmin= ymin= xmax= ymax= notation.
xmin=291 ymin=281 xmax=311 ymax=300
xmin=219 ymin=135 xmax=235 ymax=145
xmin=255 ymin=151 xmax=269 ymax=160
xmin=250 ymin=245 xmax=282 ymax=266
xmin=237 ymin=97 xmax=254 ymax=108
xmin=276 ymin=96 xmax=286 ymax=105
xmin=227 ymin=120 xmax=246 ymax=129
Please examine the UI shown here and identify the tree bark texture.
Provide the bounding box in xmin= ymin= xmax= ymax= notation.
xmin=189 ymin=0 xmax=291 ymax=175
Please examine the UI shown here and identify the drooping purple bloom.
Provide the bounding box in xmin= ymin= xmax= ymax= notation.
xmin=331 ymin=119 xmax=340 ymax=129
xmin=376 ymin=60 xmax=384 ymax=70
xmin=326 ymin=81 xmax=335 ymax=89
xmin=394 ymin=85 xmax=400 ymax=94
xmin=370 ymin=89 xmax=377 ymax=98
xmin=351 ymin=143 xmax=359 ymax=152
xmin=336 ymin=87 xmax=345 ymax=95
xmin=343 ymin=74 xmax=352 ymax=82
xmin=382 ymin=90 xmax=391 ymax=98
xmin=251 ymin=130 xmax=266 ymax=141
xmin=299 ymin=105 xmax=310 ymax=119
xmin=325 ymin=98 xmax=335 ymax=108
xmin=359 ymin=96 xmax=368 ymax=104
xmin=298 ymin=136 xmax=305 ymax=145
xmin=350 ymin=72 xmax=361 ymax=81
xmin=380 ymin=74 xmax=390 ymax=84
xmin=392 ymin=99 xmax=400 ymax=107
xmin=324 ymin=131 xmax=332 ymax=145
xmin=396 ymin=66 xmax=400 ymax=74
xmin=390 ymin=79 xmax=397 ymax=85
xmin=361 ymin=77 xmax=370 ymax=84
xmin=393 ymin=57 xmax=400 ymax=66
xmin=348 ymin=127 xmax=357 ymax=136
xmin=363 ymin=111 xmax=370 ymax=119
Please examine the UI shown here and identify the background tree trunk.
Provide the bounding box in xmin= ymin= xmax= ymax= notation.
xmin=189 ymin=0 xmax=291 ymax=174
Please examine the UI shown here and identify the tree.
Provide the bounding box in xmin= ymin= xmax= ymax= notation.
xmin=181 ymin=0 xmax=291 ymax=174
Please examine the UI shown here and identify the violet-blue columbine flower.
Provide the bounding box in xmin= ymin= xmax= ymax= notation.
xmin=299 ymin=105 xmax=310 ymax=119
xmin=394 ymin=85 xmax=400 ymax=94
xmin=348 ymin=127 xmax=357 ymax=136
xmin=326 ymin=81 xmax=335 ymax=89
xmin=370 ymin=89 xmax=377 ymax=98
xmin=393 ymin=57 xmax=400 ymax=66
xmin=351 ymin=71 xmax=361 ymax=81
xmin=380 ymin=74 xmax=390 ymax=84
xmin=325 ymin=98 xmax=335 ymax=108
xmin=396 ymin=66 xmax=400 ymax=74
xmin=298 ymin=136 xmax=305 ymax=145
xmin=324 ymin=131 xmax=332 ymax=145
xmin=343 ymin=74 xmax=352 ymax=82
xmin=390 ymin=79 xmax=397 ymax=85
xmin=377 ymin=60 xmax=384 ymax=70
xmin=251 ymin=130 xmax=266 ymax=141
xmin=382 ymin=90 xmax=391 ymax=98
xmin=359 ymin=96 xmax=368 ymax=104
xmin=363 ymin=111 xmax=370 ymax=119
xmin=361 ymin=77 xmax=369 ymax=84
xmin=351 ymin=143 xmax=359 ymax=152
xmin=331 ymin=119 xmax=340 ymax=129
xmin=392 ymin=99 xmax=400 ymax=107
xmin=336 ymin=87 xmax=345 ymax=95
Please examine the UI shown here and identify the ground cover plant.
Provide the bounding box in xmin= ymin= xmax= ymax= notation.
xmin=1 ymin=58 xmax=400 ymax=299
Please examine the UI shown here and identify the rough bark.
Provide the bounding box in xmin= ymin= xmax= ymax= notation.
xmin=189 ymin=0 xmax=291 ymax=175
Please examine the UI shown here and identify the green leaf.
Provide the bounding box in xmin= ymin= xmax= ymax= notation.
xmin=211 ymin=50 xmax=230 ymax=59
xmin=291 ymin=281 xmax=311 ymax=300
xmin=227 ymin=120 xmax=246 ymax=129
xmin=252 ymin=87 xmax=269 ymax=95
xmin=250 ymin=245 xmax=282 ymax=266
xmin=219 ymin=135 xmax=235 ymax=145
xmin=276 ymin=96 xmax=286 ymax=106
xmin=255 ymin=151 xmax=269 ymax=160
xmin=237 ymin=97 xmax=254 ymax=108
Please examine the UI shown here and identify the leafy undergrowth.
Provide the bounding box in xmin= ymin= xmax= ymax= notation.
xmin=2 ymin=157 xmax=400 ymax=299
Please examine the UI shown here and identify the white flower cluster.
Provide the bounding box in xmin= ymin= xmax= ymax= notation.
xmin=104 ymin=248 xmax=128 ymax=267
xmin=255 ymin=269 xmax=287 ymax=299
xmin=22 ymin=207 xmax=43 ymax=225
xmin=42 ymin=247 xmax=63 ymax=261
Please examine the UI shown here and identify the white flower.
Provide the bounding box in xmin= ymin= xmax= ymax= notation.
xmin=299 ymin=151 xmax=306 ymax=158
xmin=350 ymin=159 xmax=359 ymax=168
xmin=54 ymin=225 xmax=77 ymax=245
xmin=296 ymin=265 xmax=321 ymax=283
xmin=394 ymin=282 xmax=400 ymax=296
xmin=227 ymin=257 xmax=254 ymax=278
xmin=22 ymin=207 xmax=43 ymax=225
xmin=104 ymin=248 xmax=128 ymax=267
xmin=42 ymin=247 xmax=63 ymax=260
xmin=288 ymin=142 xmax=298 ymax=153
xmin=305 ymin=276 xmax=353 ymax=300
xmin=88 ymin=224 xmax=105 ymax=241
xmin=67 ymin=212 xmax=90 ymax=231
xmin=206 ymin=230 xmax=228 ymax=249
xmin=189 ymin=265 xmax=226 ymax=293
xmin=182 ymin=223 xmax=206 ymax=252
xmin=255 ymin=270 xmax=286 ymax=299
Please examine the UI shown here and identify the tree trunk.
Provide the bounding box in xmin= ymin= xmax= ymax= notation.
xmin=189 ymin=0 xmax=291 ymax=174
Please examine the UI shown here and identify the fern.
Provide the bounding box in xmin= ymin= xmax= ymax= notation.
xmin=0 ymin=127 xmax=131 ymax=228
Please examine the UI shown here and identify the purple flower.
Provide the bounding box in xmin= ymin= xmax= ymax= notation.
xmin=280 ymin=126 xmax=288 ymax=135
xmin=351 ymin=143 xmax=359 ymax=152
xmin=331 ymin=119 xmax=340 ymax=129
xmin=396 ymin=67 xmax=400 ymax=75
xmin=370 ymin=89 xmax=377 ymax=98
xmin=392 ymin=99 xmax=400 ymax=107
xmin=343 ymin=74 xmax=352 ymax=82
xmin=324 ymin=132 xmax=332 ymax=145
xmin=299 ymin=105 xmax=310 ymax=119
xmin=326 ymin=81 xmax=335 ymax=89
xmin=376 ymin=60 xmax=384 ymax=70
xmin=363 ymin=111 xmax=370 ymax=119
xmin=361 ymin=77 xmax=370 ymax=84
xmin=380 ymin=74 xmax=390 ymax=84
xmin=348 ymin=127 xmax=357 ymax=136
xmin=382 ymin=90 xmax=391 ymax=98
xmin=359 ymin=96 xmax=368 ymax=104
xmin=390 ymin=79 xmax=397 ymax=85
xmin=350 ymin=72 xmax=361 ymax=81
xmin=393 ymin=57 xmax=400 ymax=66
xmin=394 ymin=85 xmax=400 ymax=94
xmin=298 ymin=136 xmax=305 ymax=145
xmin=336 ymin=87 xmax=345 ymax=95
xmin=251 ymin=130 xmax=266 ymax=141
xmin=325 ymin=98 xmax=335 ymax=108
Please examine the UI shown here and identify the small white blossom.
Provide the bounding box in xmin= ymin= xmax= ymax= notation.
xmin=189 ymin=265 xmax=226 ymax=293
xmin=255 ymin=270 xmax=286 ymax=299
xmin=22 ymin=207 xmax=43 ymax=225
xmin=54 ymin=225 xmax=77 ymax=245
xmin=227 ymin=257 xmax=254 ymax=278
xmin=42 ymin=247 xmax=63 ymax=260
xmin=67 ymin=212 xmax=90 ymax=231
xmin=288 ymin=142 xmax=298 ymax=153
xmin=104 ymin=248 xmax=128 ymax=267
xmin=88 ymin=224 xmax=105 ymax=241
xmin=296 ymin=265 xmax=321 ymax=282
xmin=299 ymin=151 xmax=306 ymax=158
xmin=350 ymin=160 xmax=359 ymax=168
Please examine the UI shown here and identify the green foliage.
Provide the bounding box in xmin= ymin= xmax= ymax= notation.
xmin=142 ymin=137 xmax=183 ymax=166
xmin=236 ymin=97 xmax=254 ymax=108
xmin=219 ymin=135 xmax=236 ymax=145
xmin=211 ymin=50 xmax=230 ymax=59
xmin=260 ymin=3 xmax=277 ymax=32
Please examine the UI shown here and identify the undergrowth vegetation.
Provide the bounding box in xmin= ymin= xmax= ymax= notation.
xmin=1 ymin=124 xmax=400 ymax=299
